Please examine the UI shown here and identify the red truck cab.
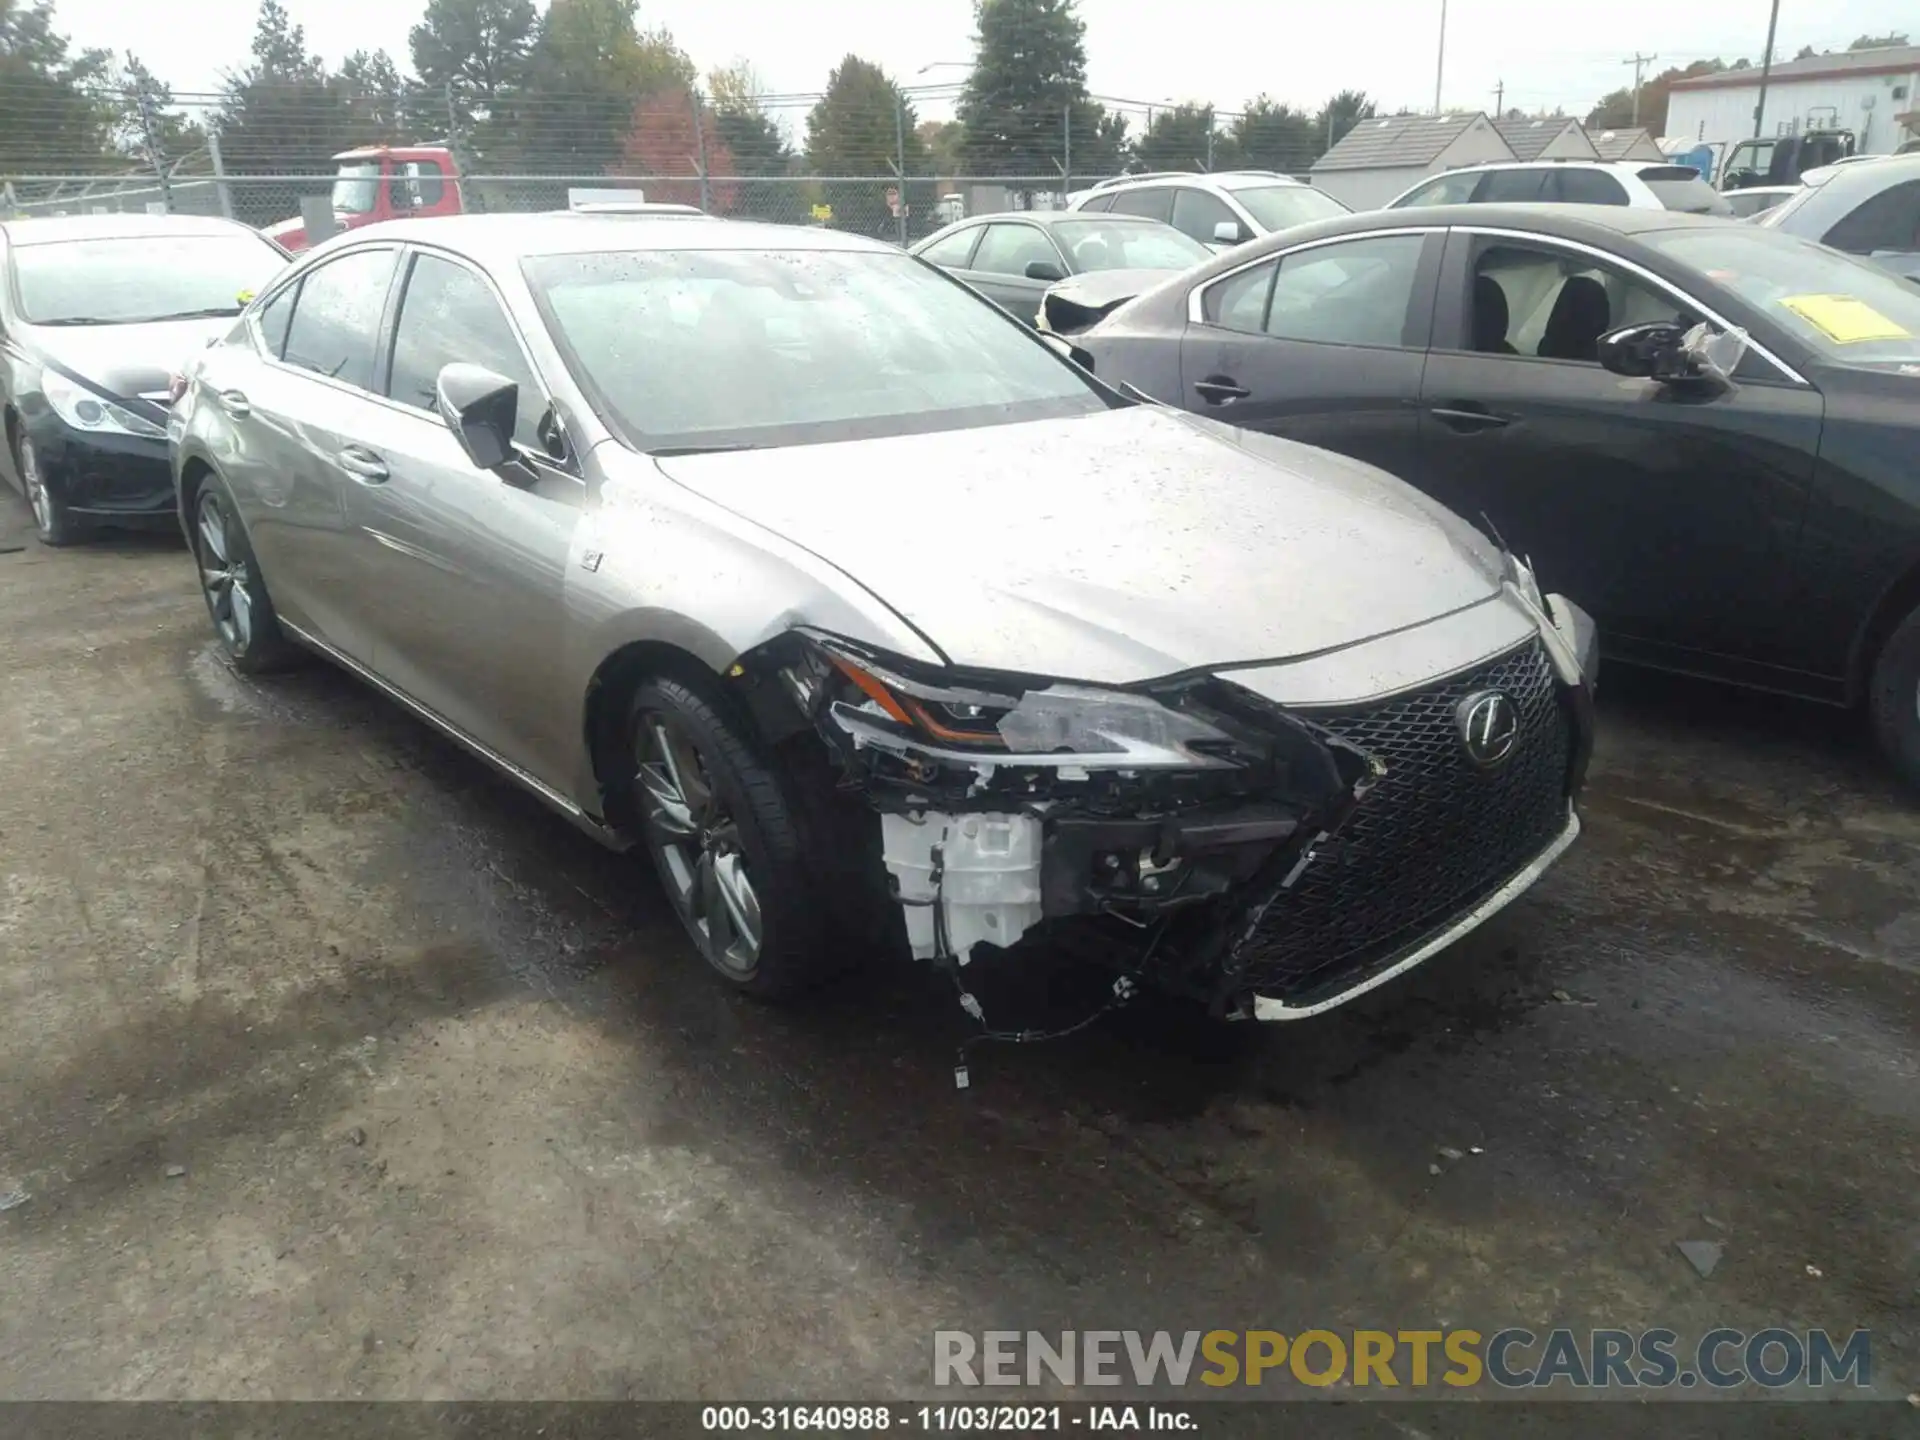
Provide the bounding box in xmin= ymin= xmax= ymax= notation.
xmin=265 ymin=145 xmax=464 ymax=252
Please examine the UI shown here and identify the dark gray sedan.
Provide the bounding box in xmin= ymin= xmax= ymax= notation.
xmin=910 ymin=211 xmax=1209 ymax=324
xmin=1757 ymin=154 xmax=1920 ymax=283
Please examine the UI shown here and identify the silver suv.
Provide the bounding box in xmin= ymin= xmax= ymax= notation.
xmin=1068 ymin=171 xmax=1350 ymax=248
xmin=1388 ymin=160 xmax=1732 ymax=215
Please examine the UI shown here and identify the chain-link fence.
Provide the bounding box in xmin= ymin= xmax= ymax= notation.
xmin=0 ymin=74 xmax=1328 ymax=238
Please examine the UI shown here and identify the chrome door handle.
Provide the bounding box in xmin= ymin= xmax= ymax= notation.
xmin=217 ymin=389 xmax=251 ymax=418
xmin=337 ymin=445 xmax=389 ymax=484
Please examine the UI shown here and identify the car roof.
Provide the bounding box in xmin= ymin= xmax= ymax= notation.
xmin=1435 ymin=159 xmax=1680 ymax=174
xmin=314 ymin=212 xmax=903 ymax=264
xmin=1095 ymin=170 xmax=1307 ymax=193
xmin=0 ymin=212 xmax=263 ymax=247
xmin=1216 ymin=202 xmax=1730 ymax=261
xmin=940 ymin=210 xmax=1174 ymax=227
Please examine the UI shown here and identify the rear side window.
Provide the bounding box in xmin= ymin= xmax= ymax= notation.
xmin=1554 ymin=169 xmax=1629 ymax=205
xmin=254 ymin=282 xmax=299 ymax=358
xmin=281 ymin=248 xmax=397 ymax=390
xmin=1107 ymin=187 xmax=1174 ymax=223
xmin=1823 ymin=180 xmax=1920 ymax=254
xmin=1478 ymin=169 xmax=1551 ymax=203
xmin=1637 ymin=167 xmax=1732 ymax=215
xmin=1169 ymin=187 xmax=1240 ymax=244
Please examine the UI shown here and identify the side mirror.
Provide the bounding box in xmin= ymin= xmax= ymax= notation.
xmin=1024 ymin=259 xmax=1067 ymax=282
xmin=1212 ymin=219 xmax=1244 ymax=244
xmin=1597 ymin=321 xmax=1689 ymax=380
xmin=436 ymin=362 xmax=518 ymax=471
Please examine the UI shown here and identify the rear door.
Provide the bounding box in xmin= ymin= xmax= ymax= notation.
xmin=1176 ymin=229 xmax=1440 ymax=479
xmin=336 ymin=247 xmax=584 ymax=780
xmin=953 ymin=221 xmax=1069 ymax=321
xmin=210 ymin=244 xmax=403 ymax=661
xmin=1415 ymin=226 xmax=1824 ymax=667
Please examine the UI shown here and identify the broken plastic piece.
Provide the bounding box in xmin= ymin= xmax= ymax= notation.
xmin=881 ymin=811 xmax=1045 ymax=965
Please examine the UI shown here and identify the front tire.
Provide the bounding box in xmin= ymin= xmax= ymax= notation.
xmin=1868 ymin=606 xmax=1920 ymax=790
xmin=17 ymin=434 xmax=83 ymax=547
xmin=192 ymin=479 xmax=297 ymax=673
xmin=629 ymin=676 xmax=828 ymax=998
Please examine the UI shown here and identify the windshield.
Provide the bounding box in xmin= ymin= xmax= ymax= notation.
xmin=1225 ymin=183 xmax=1349 ymax=231
xmin=12 ymin=233 xmax=290 ymax=325
xmin=1050 ymin=220 xmax=1210 ymax=271
xmin=1646 ymin=226 xmax=1920 ymax=365
xmin=331 ymin=162 xmax=381 ymax=215
xmin=524 ymin=247 xmax=1112 ymax=450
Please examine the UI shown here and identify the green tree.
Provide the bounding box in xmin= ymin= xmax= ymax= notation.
xmin=1585 ymin=58 xmax=1723 ymax=136
xmin=1313 ymin=90 xmax=1376 ymax=156
xmin=1848 ymin=32 xmax=1909 ymax=49
xmin=958 ymin=0 xmax=1087 ymax=186
xmin=0 ymin=0 xmax=115 ymax=174
xmin=805 ymin=55 xmax=930 ymax=237
xmin=339 ymin=49 xmax=406 ymax=143
xmin=1070 ymin=103 xmax=1130 ymax=179
xmin=1136 ymin=103 xmax=1234 ymax=171
xmin=215 ymin=0 xmax=360 ymax=184
xmin=115 ymin=53 xmax=205 ymax=170
xmin=1233 ymin=95 xmax=1316 ymax=171
xmin=509 ymin=0 xmax=694 ymax=175
xmin=407 ymin=0 xmax=536 ymax=151
xmin=706 ymin=63 xmax=793 ymax=221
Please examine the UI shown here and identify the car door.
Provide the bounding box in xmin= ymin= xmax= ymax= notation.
xmin=342 ymin=246 xmax=584 ymax=782
xmin=202 ymin=244 xmax=403 ymax=662
xmin=954 ymin=222 xmax=1069 ymax=319
xmin=1169 ymin=187 xmax=1246 ymax=248
xmin=1176 ymin=229 xmax=1439 ymax=480
xmin=1415 ymin=227 xmax=1823 ymax=667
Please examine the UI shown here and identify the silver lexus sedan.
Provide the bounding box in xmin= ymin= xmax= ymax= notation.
xmin=170 ymin=214 xmax=1597 ymax=1024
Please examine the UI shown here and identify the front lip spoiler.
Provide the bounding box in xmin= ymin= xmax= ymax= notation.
xmin=1249 ymin=806 xmax=1581 ymax=1021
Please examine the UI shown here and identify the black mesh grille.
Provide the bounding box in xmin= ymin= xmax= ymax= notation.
xmin=1233 ymin=639 xmax=1572 ymax=1006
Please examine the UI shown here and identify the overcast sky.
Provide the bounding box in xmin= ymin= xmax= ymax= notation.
xmin=49 ymin=0 xmax=1919 ymax=119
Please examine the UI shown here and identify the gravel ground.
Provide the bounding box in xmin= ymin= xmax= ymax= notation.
xmin=0 ymin=493 xmax=1915 ymax=1426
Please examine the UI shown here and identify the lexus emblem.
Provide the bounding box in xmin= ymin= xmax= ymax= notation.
xmin=1457 ymin=690 xmax=1519 ymax=768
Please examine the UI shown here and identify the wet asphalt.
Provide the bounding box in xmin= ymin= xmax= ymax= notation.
xmin=0 ymin=492 xmax=1915 ymax=1425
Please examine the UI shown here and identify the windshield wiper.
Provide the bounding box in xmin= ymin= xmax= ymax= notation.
xmin=31 ymin=316 xmax=118 ymax=326
xmin=134 ymin=306 xmax=244 ymax=321
xmin=645 ymin=442 xmax=761 ymax=456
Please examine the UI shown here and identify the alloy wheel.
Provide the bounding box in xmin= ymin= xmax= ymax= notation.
xmin=196 ymin=492 xmax=254 ymax=653
xmin=635 ymin=712 xmax=764 ymax=976
xmin=19 ymin=438 xmax=51 ymax=534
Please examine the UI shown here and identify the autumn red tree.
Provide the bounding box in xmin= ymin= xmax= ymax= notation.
xmin=611 ymin=88 xmax=738 ymax=210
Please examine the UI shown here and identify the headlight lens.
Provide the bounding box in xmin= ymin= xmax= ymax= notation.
xmin=797 ymin=632 xmax=1237 ymax=770
xmin=42 ymin=371 xmax=166 ymax=439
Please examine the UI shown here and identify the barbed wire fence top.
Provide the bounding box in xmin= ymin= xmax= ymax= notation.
xmin=0 ymin=72 xmax=1335 ymax=236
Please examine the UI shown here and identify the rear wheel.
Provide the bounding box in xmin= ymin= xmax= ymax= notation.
xmin=629 ymin=676 xmax=827 ymax=997
xmin=192 ymin=479 xmax=297 ymax=673
xmin=17 ymin=435 xmax=83 ymax=547
xmin=1868 ymin=605 xmax=1920 ymax=790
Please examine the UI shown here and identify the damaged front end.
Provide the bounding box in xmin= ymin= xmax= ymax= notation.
xmin=733 ymin=628 xmax=1386 ymax=1016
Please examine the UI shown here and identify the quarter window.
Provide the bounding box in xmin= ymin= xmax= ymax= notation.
xmin=254 ymin=282 xmax=299 ymax=359
xmin=281 ymin=248 xmax=398 ymax=390
xmin=1554 ymin=169 xmax=1630 ymax=205
xmin=1202 ymin=259 xmax=1276 ymax=331
xmin=387 ymin=253 xmax=546 ymax=445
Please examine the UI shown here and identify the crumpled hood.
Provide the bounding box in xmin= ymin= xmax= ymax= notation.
xmin=653 ymin=405 xmax=1504 ymax=684
xmin=25 ymin=317 xmax=231 ymax=403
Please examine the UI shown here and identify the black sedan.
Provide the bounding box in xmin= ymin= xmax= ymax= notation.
xmin=1075 ymin=203 xmax=1920 ymax=785
xmin=909 ymin=210 xmax=1210 ymax=326
xmin=0 ymin=213 xmax=289 ymax=545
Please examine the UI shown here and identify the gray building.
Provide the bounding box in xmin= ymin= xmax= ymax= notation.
xmin=1309 ymin=112 xmax=1514 ymax=209
xmin=1586 ymin=126 xmax=1666 ymax=162
xmin=1494 ymin=116 xmax=1599 ymax=161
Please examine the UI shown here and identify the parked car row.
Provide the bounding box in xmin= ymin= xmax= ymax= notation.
xmin=1 ymin=187 xmax=1914 ymax=1043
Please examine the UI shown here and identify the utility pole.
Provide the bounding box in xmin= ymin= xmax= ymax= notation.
xmin=1433 ymin=0 xmax=1448 ymax=114
xmin=1753 ymin=0 xmax=1781 ymax=139
xmin=1491 ymin=79 xmax=1505 ymax=116
xmin=1622 ymin=52 xmax=1659 ymax=126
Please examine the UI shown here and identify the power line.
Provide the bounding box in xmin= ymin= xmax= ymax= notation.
xmin=1622 ymin=51 xmax=1659 ymax=125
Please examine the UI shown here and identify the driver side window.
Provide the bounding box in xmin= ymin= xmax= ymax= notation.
xmin=386 ymin=252 xmax=548 ymax=447
xmin=1466 ymin=242 xmax=1698 ymax=363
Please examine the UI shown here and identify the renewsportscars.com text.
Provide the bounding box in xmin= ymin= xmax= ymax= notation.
xmin=933 ymin=1328 xmax=1871 ymax=1391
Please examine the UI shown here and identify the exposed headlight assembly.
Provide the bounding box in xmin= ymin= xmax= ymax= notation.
xmin=41 ymin=371 xmax=165 ymax=440
xmin=790 ymin=631 xmax=1238 ymax=770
